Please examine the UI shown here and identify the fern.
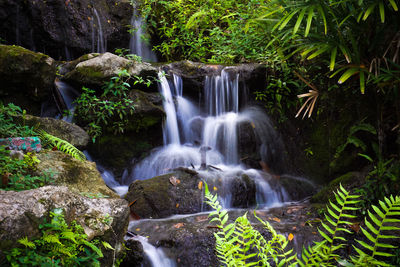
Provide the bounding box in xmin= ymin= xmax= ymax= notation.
xmin=351 ymin=195 xmax=400 ymax=266
xmin=204 ymin=182 xmax=296 ymax=267
xmin=299 ymin=184 xmax=360 ymax=266
xmin=18 ymin=237 xmax=36 ymax=249
xmin=38 ymin=129 xmax=86 ymax=161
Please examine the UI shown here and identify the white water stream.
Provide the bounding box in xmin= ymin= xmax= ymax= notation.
xmin=130 ymin=68 xmax=289 ymax=208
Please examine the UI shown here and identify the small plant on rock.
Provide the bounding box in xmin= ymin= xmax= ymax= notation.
xmin=5 ymin=208 xmax=113 ymax=267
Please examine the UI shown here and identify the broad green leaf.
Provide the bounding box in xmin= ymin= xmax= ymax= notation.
xmin=363 ymin=3 xmax=377 ymax=21
xmin=379 ymin=1 xmax=385 ymax=22
xmin=338 ymin=68 xmax=359 ymax=84
xmin=305 ymin=7 xmax=315 ymax=36
xmin=279 ymin=11 xmax=299 ymax=30
xmin=330 ymin=47 xmax=337 ymax=71
xmin=388 ymin=0 xmax=398 ymax=10
xmin=293 ymin=8 xmax=307 ymax=34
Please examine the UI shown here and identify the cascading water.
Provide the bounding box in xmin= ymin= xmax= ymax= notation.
xmin=91 ymin=8 xmax=106 ymax=53
xmin=53 ymin=80 xmax=80 ymax=122
xmin=129 ymin=8 xmax=157 ymax=62
xmin=130 ymin=67 xmax=290 ymax=208
xmin=127 ymin=235 xmax=176 ymax=267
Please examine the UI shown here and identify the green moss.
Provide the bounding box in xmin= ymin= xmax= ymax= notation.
xmin=0 ymin=45 xmax=49 ymax=63
xmin=311 ymin=171 xmax=362 ymax=204
xmin=76 ymin=66 xmax=106 ymax=79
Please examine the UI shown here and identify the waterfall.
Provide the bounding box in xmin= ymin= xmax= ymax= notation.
xmin=129 ymin=9 xmax=157 ymax=62
xmin=130 ymin=67 xmax=289 ymax=207
xmin=159 ymin=73 xmax=180 ymax=145
xmin=53 ymin=80 xmax=80 ymax=122
xmin=91 ymin=8 xmax=106 ymax=53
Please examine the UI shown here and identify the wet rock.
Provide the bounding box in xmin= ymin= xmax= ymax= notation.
xmin=120 ymin=238 xmax=145 ymax=267
xmin=35 ymin=150 xmax=118 ymax=198
xmin=24 ymin=115 xmax=90 ymax=148
xmin=279 ymin=175 xmax=316 ymax=201
xmin=124 ymin=169 xmax=203 ymax=219
xmin=124 ymin=168 xmax=258 ymax=219
xmin=63 ymin=52 xmax=158 ymax=89
xmin=0 ymin=186 xmax=129 ymax=266
xmin=311 ymin=171 xmax=367 ymax=204
xmin=0 ymin=0 xmax=133 ymax=60
xmin=0 ymin=45 xmax=56 ymax=115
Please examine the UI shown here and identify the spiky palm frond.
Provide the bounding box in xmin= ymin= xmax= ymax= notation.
xmin=38 ymin=130 xmax=86 ymax=161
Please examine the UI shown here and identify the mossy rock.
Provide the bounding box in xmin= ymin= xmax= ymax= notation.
xmin=23 ymin=115 xmax=90 ymax=148
xmin=310 ymin=171 xmax=367 ymax=204
xmin=35 ymin=151 xmax=118 ymax=198
xmin=0 ymin=45 xmax=56 ymax=115
xmin=124 ymin=169 xmax=203 ymax=219
xmin=63 ymin=52 xmax=158 ymax=89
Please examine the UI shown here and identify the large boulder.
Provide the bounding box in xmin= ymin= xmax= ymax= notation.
xmin=24 ymin=115 xmax=90 ymax=148
xmin=0 ymin=186 xmax=129 ymax=266
xmin=0 ymin=45 xmax=56 ymax=115
xmin=35 ymin=150 xmax=118 ymax=198
xmin=124 ymin=168 xmax=257 ymax=219
xmin=63 ymin=52 xmax=158 ymax=89
xmin=0 ymin=0 xmax=133 ymax=60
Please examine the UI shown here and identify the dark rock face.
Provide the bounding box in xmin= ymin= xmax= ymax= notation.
xmin=125 ymin=169 xmax=203 ymax=219
xmin=0 ymin=186 xmax=129 ymax=266
xmin=24 ymin=114 xmax=90 ymax=148
xmin=0 ymin=45 xmax=56 ymax=115
xmin=124 ymin=168 xmax=259 ymax=219
xmin=0 ymin=0 xmax=133 ymax=60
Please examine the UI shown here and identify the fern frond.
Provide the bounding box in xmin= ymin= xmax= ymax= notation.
xmin=82 ymin=240 xmax=103 ymax=258
xmin=299 ymin=184 xmax=360 ymax=266
xmin=38 ymin=130 xmax=86 ymax=161
xmin=42 ymin=234 xmax=62 ymax=245
xmin=17 ymin=237 xmax=36 ymax=249
xmin=352 ymin=195 xmax=400 ymax=266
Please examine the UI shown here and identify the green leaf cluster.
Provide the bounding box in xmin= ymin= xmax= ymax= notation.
xmin=0 ymin=145 xmax=56 ymax=191
xmin=74 ymin=70 xmax=138 ymax=142
xmin=138 ymin=0 xmax=275 ymax=63
xmin=5 ymin=209 xmax=113 ymax=266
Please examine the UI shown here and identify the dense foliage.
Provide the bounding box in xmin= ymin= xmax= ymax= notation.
xmin=5 ymin=209 xmax=112 ymax=266
xmin=205 ymin=183 xmax=400 ymax=266
xmin=74 ymin=70 xmax=145 ymax=142
xmin=138 ymin=0 xmax=273 ymax=63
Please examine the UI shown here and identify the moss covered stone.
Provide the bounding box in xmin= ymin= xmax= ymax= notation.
xmin=310 ymin=171 xmax=366 ymax=204
xmin=36 ymin=151 xmax=118 ymax=198
xmin=0 ymin=45 xmax=56 ymax=115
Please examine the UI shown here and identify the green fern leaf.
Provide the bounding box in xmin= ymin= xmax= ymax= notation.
xmin=38 ymin=130 xmax=86 ymax=161
xmin=17 ymin=237 xmax=36 ymax=249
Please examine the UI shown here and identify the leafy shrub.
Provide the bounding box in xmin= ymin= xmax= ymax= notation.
xmin=205 ymin=183 xmax=400 ymax=266
xmin=74 ymin=70 xmax=136 ymax=142
xmin=0 ymin=145 xmax=56 ymax=191
xmin=138 ymin=0 xmax=274 ymax=63
xmin=0 ymin=103 xmax=36 ymax=138
xmin=5 ymin=209 xmax=113 ymax=266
